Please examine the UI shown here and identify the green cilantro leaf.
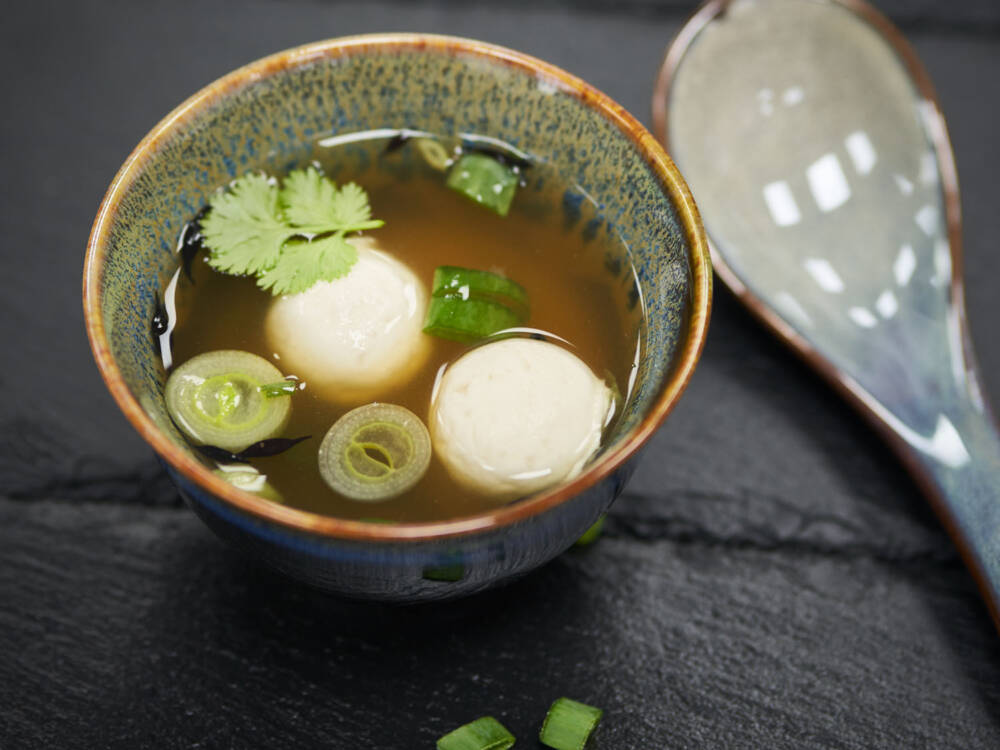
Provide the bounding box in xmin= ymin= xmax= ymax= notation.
xmin=280 ymin=169 xmax=382 ymax=232
xmin=280 ymin=168 xmax=340 ymax=227
xmin=201 ymin=173 xmax=298 ymax=275
xmin=198 ymin=167 xmax=384 ymax=296
xmin=256 ymin=234 xmax=359 ymax=296
xmin=331 ymin=182 xmax=374 ymax=225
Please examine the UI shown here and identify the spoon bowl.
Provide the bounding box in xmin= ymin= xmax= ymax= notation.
xmin=656 ymin=0 xmax=1000 ymax=629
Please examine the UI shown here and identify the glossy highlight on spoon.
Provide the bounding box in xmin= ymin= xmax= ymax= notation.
xmin=657 ymin=0 xmax=1000 ymax=630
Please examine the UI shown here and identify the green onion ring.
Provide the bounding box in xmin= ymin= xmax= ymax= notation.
xmin=539 ymin=697 xmax=603 ymax=750
xmin=437 ymin=716 xmax=515 ymax=750
xmin=318 ymin=403 xmax=431 ymax=502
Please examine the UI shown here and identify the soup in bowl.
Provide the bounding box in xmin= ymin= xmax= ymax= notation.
xmin=84 ymin=34 xmax=711 ymax=601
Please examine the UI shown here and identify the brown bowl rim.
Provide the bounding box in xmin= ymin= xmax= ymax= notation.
xmin=83 ymin=32 xmax=712 ymax=543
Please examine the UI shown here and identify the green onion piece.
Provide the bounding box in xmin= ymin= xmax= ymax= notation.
xmin=422 ymin=553 xmax=465 ymax=583
xmin=318 ymin=404 xmax=431 ymax=502
xmin=423 ymin=266 xmax=530 ymax=342
xmin=422 ymin=564 xmax=465 ymax=582
xmin=165 ymin=350 xmax=291 ymax=453
xmin=258 ymin=380 xmax=298 ymax=398
xmin=423 ymin=296 xmax=522 ymax=343
xmin=539 ymin=698 xmax=603 ymax=750
xmin=446 ymin=153 xmax=519 ymax=216
xmin=433 ymin=266 xmax=529 ymax=317
xmin=574 ymin=516 xmax=605 ymax=547
xmin=414 ymin=138 xmax=452 ymax=171
xmin=212 ymin=464 xmax=284 ymax=503
xmin=437 ymin=716 xmax=515 ymax=750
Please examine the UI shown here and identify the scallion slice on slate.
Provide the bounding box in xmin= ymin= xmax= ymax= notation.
xmin=573 ymin=516 xmax=605 ymax=547
xmin=422 ymin=553 xmax=465 ymax=583
xmin=437 ymin=716 xmax=516 ymax=750
xmin=317 ymin=404 xmax=431 ymax=502
xmin=165 ymin=350 xmax=292 ymax=453
xmin=423 ymin=266 xmax=529 ymax=342
xmin=539 ymin=698 xmax=603 ymax=750
xmin=446 ymin=153 xmax=519 ymax=216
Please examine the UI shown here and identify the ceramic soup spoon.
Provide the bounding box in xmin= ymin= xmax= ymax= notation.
xmin=654 ymin=0 xmax=1000 ymax=629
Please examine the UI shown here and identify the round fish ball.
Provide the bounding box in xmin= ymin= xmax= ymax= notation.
xmin=430 ymin=338 xmax=613 ymax=499
xmin=265 ymin=238 xmax=429 ymax=403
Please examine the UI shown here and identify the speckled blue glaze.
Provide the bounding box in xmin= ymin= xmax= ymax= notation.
xmin=85 ymin=35 xmax=710 ymax=601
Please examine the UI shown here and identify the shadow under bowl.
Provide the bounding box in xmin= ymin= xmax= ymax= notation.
xmin=83 ymin=34 xmax=711 ymax=601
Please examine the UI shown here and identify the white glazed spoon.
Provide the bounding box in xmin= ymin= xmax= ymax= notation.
xmin=655 ymin=0 xmax=1000 ymax=629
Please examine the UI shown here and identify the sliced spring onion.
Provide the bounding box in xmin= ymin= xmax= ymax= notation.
xmin=424 ymin=296 xmax=523 ymax=343
xmin=258 ymin=379 xmax=298 ymax=398
xmin=539 ymin=698 xmax=603 ymax=750
xmin=318 ymin=403 xmax=431 ymax=502
xmin=423 ymin=266 xmax=530 ymax=342
xmin=446 ymin=153 xmax=519 ymax=216
xmin=212 ymin=464 xmax=283 ymax=503
xmin=165 ymin=350 xmax=291 ymax=453
xmin=437 ymin=716 xmax=515 ymax=750
xmin=414 ymin=138 xmax=452 ymax=171
xmin=573 ymin=516 xmax=605 ymax=547
xmin=433 ymin=266 xmax=529 ymax=316
xmin=422 ymin=555 xmax=465 ymax=582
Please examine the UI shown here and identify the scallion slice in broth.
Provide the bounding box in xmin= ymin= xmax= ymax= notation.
xmin=423 ymin=296 xmax=523 ymax=343
xmin=437 ymin=716 xmax=515 ymax=750
xmin=423 ymin=266 xmax=530 ymax=342
xmin=539 ymin=698 xmax=603 ymax=750
xmin=414 ymin=137 xmax=452 ymax=171
xmin=433 ymin=266 xmax=529 ymax=317
xmin=318 ymin=404 xmax=431 ymax=502
xmin=165 ymin=350 xmax=291 ymax=453
xmin=446 ymin=153 xmax=519 ymax=216
xmin=258 ymin=379 xmax=299 ymax=398
xmin=212 ymin=464 xmax=284 ymax=503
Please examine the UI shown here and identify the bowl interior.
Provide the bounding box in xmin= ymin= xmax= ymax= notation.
xmin=86 ymin=35 xmax=708 ymax=535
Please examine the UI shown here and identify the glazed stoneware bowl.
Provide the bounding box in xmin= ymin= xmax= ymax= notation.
xmin=84 ymin=34 xmax=711 ymax=601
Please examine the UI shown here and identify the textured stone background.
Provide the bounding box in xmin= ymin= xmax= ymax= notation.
xmin=2 ymin=1 xmax=999 ymax=747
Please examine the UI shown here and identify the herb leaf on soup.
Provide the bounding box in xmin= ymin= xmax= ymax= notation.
xmin=280 ymin=169 xmax=381 ymax=231
xmin=256 ymin=234 xmax=359 ymax=295
xmin=201 ymin=173 xmax=296 ymax=275
xmin=200 ymin=167 xmax=384 ymax=295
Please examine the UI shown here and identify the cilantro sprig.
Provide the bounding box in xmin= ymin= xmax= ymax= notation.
xmin=200 ymin=167 xmax=383 ymax=296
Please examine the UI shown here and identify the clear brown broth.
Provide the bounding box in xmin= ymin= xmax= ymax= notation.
xmin=170 ymin=142 xmax=641 ymax=522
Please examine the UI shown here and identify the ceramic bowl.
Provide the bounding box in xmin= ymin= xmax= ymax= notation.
xmin=83 ymin=34 xmax=711 ymax=601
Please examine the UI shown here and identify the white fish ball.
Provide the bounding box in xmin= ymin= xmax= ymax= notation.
xmin=265 ymin=239 xmax=429 ymax=403
xmin=430 ymin=338 xmax=613 ymax=499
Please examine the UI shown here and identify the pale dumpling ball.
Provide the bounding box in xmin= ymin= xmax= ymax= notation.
xmin=266 ymin=238 xmax=429 ymax=403
xmin=430 ymin=338 xmax=613 ymax=499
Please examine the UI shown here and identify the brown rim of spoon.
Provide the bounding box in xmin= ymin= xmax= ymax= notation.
xmin=653 ymin=0 xmax=1000 ymax=631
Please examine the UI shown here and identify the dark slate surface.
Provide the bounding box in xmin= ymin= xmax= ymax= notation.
xmin=2 ymin=1 xmax=999 ymax=747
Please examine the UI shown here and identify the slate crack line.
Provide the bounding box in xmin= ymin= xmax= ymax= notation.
xmin=2 ymin=472 xmax=961 ymax=566
xmin=5 ymin=466 xmax=183 ymax=508
xmin=604 ymin=513 xmax=960 ymax=565
xmin=604 ymin=489 xmax=960 ymax=566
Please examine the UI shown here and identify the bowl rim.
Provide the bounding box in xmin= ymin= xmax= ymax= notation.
xmin=83 ymin=32 xmax=712 ymax=542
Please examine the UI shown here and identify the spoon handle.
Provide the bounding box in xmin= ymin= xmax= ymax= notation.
xmin=885 ymin=396 xmax=1000 ymax=626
